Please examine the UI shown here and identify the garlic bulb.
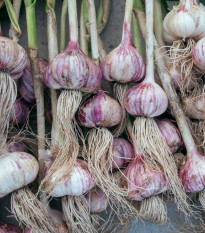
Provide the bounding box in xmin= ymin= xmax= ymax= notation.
xmin=163 ymin=0 xmax=205 ymax=43
xmin=45 ymin=159 xmax=95 ymax=197
xmin=179 ymin=147 xmax=205 ymax=192
xmin=0 ymin=152 xmax=39 ymax=198
xmin=9 ymin=98 xmax=29 ymax=125
xmin=100 ymin=0 xmax=145 ymax=83
xmin=18 ymin=58 xmax=47 ymax=103
xmin=182 ymin=93 xmax=205 ymax=120
xmin=77 ymin=89 xmax=122 ymax=128
xmin=0 ymin=222 xmax=22 ymax=233
xmin=44 ymin=44 xmax=101 ymax=92
xmin=0 ymin=36 xmax=27 ymax=79
xmin=85 ymin=187 xmax=108 ymax=213
xmin=111 ymin=138 xmax=134 ymax=169
xmin=6 ymin=141 xmax=25 ymax=153
xmin=193 ymin=37 xmax=205 ymax=72
xmin=124 ymin=82 xmax=168 ymax=117
xmin=155 ymin=119 xmax=183 ymax=153
xmin=124 ymin=158 xmax=167 ymax=201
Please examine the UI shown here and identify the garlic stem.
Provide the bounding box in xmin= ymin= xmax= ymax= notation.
xmin=46 ymin=0 xmax=59 ymax=144
xmin=145 ymin=0 xmax=154 ymax=83
xmin=121 ymin=0 xmax=133 ymax=44
xmin=60 ymin=0 xmax=68 ymax=52
xmin=9 ymin=0 xmax=22 ymax=42
xmin=68 ymin=0 xmax=78 ymax=43
xmin=87 ymin=0 xmax=100 ymax=64
xmin=154 ymin=0 xmax=164 ymax=48
xmin=134 ymin=9 xmax=197 ymax=155
xmin=80 ymin=1 xmax=88 ymax=54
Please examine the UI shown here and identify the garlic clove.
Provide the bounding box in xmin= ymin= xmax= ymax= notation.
xmin=123 ymin=82 xmax=168 ymax=117
xmin=100 ymin=43 xmax=145 ymax=83
xmin=78 ymin=92 xmax=122 ymax=128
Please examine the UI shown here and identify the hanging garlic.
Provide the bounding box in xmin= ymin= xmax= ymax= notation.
xmin=77 ymin=88 xmax=122 ymax=128
xmin=100 ymin=0 xmax=145 ymax=83
xmin=0 ymin=152 xmax=39 ymax=198
xmin=193 ymin=37 xmax=205 ymax=72
xmin=111 ymin=138 xmax=134 ymax=169
xmin=0 ymin=222 xmax=22 ymax=233
xmin=18 ymin=58 xmax=47 ymax=103
xmin=44 ymin=159 xmax=95 ymax=197
xmin=0 ymin=36 xmax=27 ymax=79
xmin=85 ymin=187 xmax=108 ymax=213
xmin=9 ymin=98 xmax=29 ymax=125
xmin=182 ymin=92 xmax=205 ymax=120
xmin=155 ymin=119 xmax=183 ymax=153
xmin=163 ymin=0 xmax=205 ymax=43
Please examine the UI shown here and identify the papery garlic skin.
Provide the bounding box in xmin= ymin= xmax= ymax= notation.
xmin=193 ymin=37 xmax=205 ymax=72
xmin=124 ymin=159 xmax=167 ymax=201
xmin=78 ymin=92 xmax=122 ymax=128
xmin=19 ymin=58 xmax=47 ymax=103
xmin=111 ymin=138 xmax=134 ymax=169
xmin=179 ymin=148 xmax=205 ymax=192
xmin=9 ymin=98 xmax=29 ymax=125
xmin=85 ymin=187 xmax=108 ymax=213
xmin=45 ymin=160 xmax=95 ymax=197
xmin=182 ymin=94 xmax=205 ymax=120
xmin=44 ymin=42 xmax=101 ymax=92
xmin=163 ymin=0 xmax=205 ymax=43
xmin=156 ymin=119 xmax=183 ymax=153
xmin=0 ymin=37 xmax=27 ymax=79
xmin=100 ymin=40 xmax=145 ymax=83
xmin=0 ymin=152 xmax=39 ymax=198
xmin=0 ymin=222 xmax=22 ymax=233
xmin=123 ymin=82 xmax=168 ymax=117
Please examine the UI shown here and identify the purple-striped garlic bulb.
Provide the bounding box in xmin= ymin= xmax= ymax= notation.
xmin=182 ymin=93 xmax=205 ymax=120
xmin=0 ymin=36 xmax=27 ymax=80
xmin=85 ymin=187 xmax=108 ymax=213
xmin=6 ymin=141 xmax=25 ymax=153
xmin=179 ymin=146 xmax=205 ymax=192
xmin=44 ymin=1 xmax=101 ymax=92
xmin=100 ymin=0 xmax=145 ymax=83
xmin=123 ymin=2 xmax=168 ymax=118
xmin=44 ymin=159 xmax=95 ymax=197
xmin=0 ymin=222 xmax=22 ymax=233
xmin=123 ymin=82 xmax=168 ymax=117
xmin=18 ymin=58 xmax=47 ymax=103
xmin=9 ymin=98 xmax=29 ymax=125
xmin=193 ymin=37 xmax=205 ymax=72
xmin=0 ymin=152 xmax=39 ymax=198
xmin=77 ymin=89 xmax=122 ymax=128
xmin=155 ymin=119 xmax=183 ymax=153
xmin=163 ymin=0 xmax=205 ymax=43
xmin=111 ymin=138 xmax=134 ymax=169
xmin=124 ymin=158 xmax=167 ymax=201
